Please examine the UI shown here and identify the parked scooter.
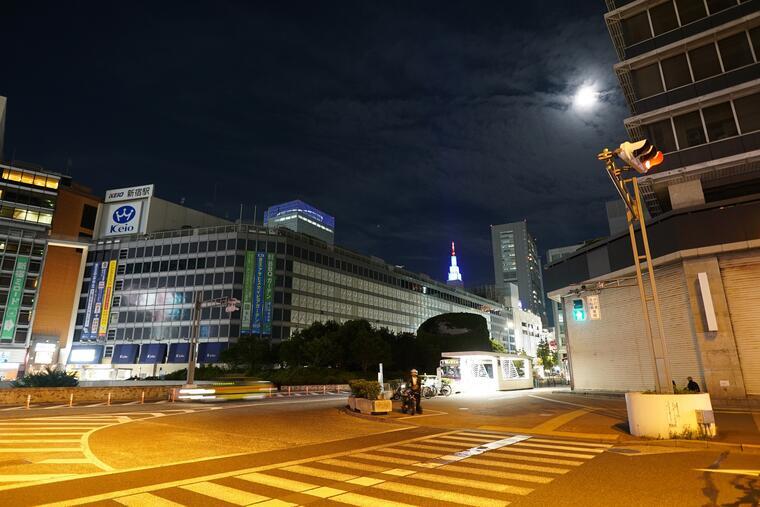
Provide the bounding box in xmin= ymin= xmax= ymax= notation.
xmin=400 ymin=387 xmax=417 ymax=415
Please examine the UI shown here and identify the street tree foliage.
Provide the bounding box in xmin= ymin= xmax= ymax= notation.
xmin=490 ymin=339 xmax=507 ymax=354
xmin=536 ymin=338 xmax=557 ymax=373
xmin=416 ymin=313 xmax=492 ymax=372
xmin=220 ymin=335 xmax=275 ymax=374
xmin=12 ymin=366 xmax=79 ymax=387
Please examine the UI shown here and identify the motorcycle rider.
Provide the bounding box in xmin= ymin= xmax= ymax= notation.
xmin=407 ymin=368 xmax=422 ymax=414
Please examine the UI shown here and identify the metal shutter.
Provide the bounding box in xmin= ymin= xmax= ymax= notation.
xmin=719 ymin=255 xmax=760 ymax=395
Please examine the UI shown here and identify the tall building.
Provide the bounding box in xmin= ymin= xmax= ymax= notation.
xmin=0 ymin=96 xmax=6 ymax=161
xmin=264 ymin=200 xmax=335 ymax=245
xmin=446 ymin=241 xmax=463 ymax=288
xmin=542 ymin=1 xmax=760 ymax=398
xmin=545 ymin=244 xmax=583 ymax=373
xmin=491 ymin=220 xmax=546 ymax=323
xmin=67 ymin=189 xmax=511 ymax=379
xmin=0 ymin=162 xmax=66 ymax=379
xmin=605 ymin=0 xmax=760 ymax=214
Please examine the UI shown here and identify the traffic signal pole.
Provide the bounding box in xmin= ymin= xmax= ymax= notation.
xmin=598 ymin=149 xmax=673 ymax=394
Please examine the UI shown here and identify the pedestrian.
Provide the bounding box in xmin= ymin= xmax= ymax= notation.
xmin=407 ymin=368 xmax=422 ymax=414
xmin=686 ymin=376 xmax=701 ymax=393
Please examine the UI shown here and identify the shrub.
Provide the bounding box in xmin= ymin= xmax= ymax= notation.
xmin=12 ymin=367 xmax=79 ymax=388
xmin=268 ymin=367 xmax=363 ymax=387
xmin=163 ymin=365 xmax=230 ymax=381
xmin=349 ymin=379 xmax=381 ymax=400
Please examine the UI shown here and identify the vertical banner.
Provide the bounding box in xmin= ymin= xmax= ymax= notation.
xmin=263 ymin=253 xmax=275 ymax=335
xmin=98 ymin=260 xmax=118 ymax=337
xmin=81 ymin=261 xmax=101 ymax=340
xmin=241 ymin=251 xmax=255 ymax=334
xmin=89 ymin=258 xmax=109 ymax=339
xmin=1 ymin=256 xmax=29 ymax=342
xmin=251 ymin=252 xmax=266 ymax=334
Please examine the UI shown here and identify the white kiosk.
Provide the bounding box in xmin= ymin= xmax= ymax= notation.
xmin=441 ymin=351 xmax=533 ymax=393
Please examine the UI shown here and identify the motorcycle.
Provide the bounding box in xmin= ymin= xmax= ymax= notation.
xmin=400 ymin=387 xmax=418 ymax=415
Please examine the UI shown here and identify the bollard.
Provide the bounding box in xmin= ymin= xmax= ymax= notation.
xmin=26 ymin=394 xmax=31 ymax=409
xmin=69 ymin=393 xmax=74 ymax=408
xmin=170 ymin=388 xmax=176 ymax=403
xmin=288 ymin=386 xmax=291 ymax=396
xmin=107 ymin=392 xmax=112 ymax=406
xmin=141 ymin=391 xmax=145 ymax=404
xmin=306 ymin=386 xmax=309 ymax=395
xmin=323 ymin=385 xmax=326 ymax=395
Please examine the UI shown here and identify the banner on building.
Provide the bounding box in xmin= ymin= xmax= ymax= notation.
xmin=263 ymin=253 xmax=275 ymax=335
xmin=241 ymin=251 xmax=255 ymax=334
xmin=86 ymin=258 xmax=109 ymax=339
xmin=251 ymin=252 xmax=266 ymax=334
xmin=81 ymin=261 xmax=100 ymax=339
xmin=98 ymin=260 xmax=117 ymax=337
xmin=0 ymin=256 xmax=29 ymax=342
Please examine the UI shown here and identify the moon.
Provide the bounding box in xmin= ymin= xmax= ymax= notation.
xmin=573 ymin=85 xmax=598 ymax=109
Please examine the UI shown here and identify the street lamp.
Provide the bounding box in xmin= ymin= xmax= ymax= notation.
xmin=598 ymin=141 xmax=672 ymax=394
xmin=184 ymin=292 xmax=240 ymax=388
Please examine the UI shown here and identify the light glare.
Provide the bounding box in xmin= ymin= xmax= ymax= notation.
xmin=574 ymin=85 xmax=597 ymax=109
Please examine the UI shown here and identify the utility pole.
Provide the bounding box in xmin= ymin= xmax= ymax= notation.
xmin=184 ymin=293 xmax=240 ymax=388
xmin=598 ymin=146 xmax=672 ymax=394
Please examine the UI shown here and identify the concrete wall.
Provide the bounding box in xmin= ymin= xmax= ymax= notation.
xmin=0 ymin=385 xmax=180 ymax=405
xmin=146 ymin=198 xmax=230 ymax=233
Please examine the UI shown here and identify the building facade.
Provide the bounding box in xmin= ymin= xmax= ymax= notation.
xmin=606 ymin=0 xmax=760 ymax=214
xmin=491 ymin=220 xmax=546 ymax=323
xmin=68 ymin=190 xmax=512 ymax=379
xmin=545 ymin=244 xmax=583 ymax=375
xmin=264 ymin=200 xmax=335 ymax=245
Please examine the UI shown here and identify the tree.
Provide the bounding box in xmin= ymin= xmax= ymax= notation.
xmin=535 ymin=339 xmax=557 ymax=374
xmin=350 ymin=329 xmax=390 ymax=372
xmin=12 ymin=366 xmax=78 ymax=387
xmin=416 ymin=313 xmax=491 ymax=372
xmin=490 ymin=339 xmax=507 ymax=354
xmin=221 ymin=336 xmax=272 ymax=373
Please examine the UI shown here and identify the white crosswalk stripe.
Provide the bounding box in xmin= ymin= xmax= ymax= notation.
xmin=105 ymin=430 xmax=610 ymax=507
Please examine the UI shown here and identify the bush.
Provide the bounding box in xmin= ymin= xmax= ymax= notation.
xmin=268 ymin=367 xmax=364 ymax=387
xmin=12 ymin=367 xmax=78 ymax=388
xmin=163 ymin=365 xmax=230 ymax=381
xmin=349 ymin=379 xmax=381 ymax=400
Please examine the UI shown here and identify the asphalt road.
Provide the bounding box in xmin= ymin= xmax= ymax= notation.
xmin=0 ymin=390 xmax=756 ymax=506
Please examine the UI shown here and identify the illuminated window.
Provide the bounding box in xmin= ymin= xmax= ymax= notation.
xmin=20 ymin=172 xmax=34 ymax=185
xmin=45 ymin=178 xmax=59 ymax=189
xmin=33 ymin=175 xmax=47 ymax=187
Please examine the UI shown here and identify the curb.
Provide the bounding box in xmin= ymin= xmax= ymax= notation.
xmin=339 ymin=405 xmax=413 ymax=425
xmin=613 ymin=436 xmax=760 ymax=454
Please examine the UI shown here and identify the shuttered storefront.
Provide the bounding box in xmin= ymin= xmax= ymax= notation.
xmin=565 ymin=264 xmax=700 ymax=392
xmin=719 ymin=255 xmax=760 ymax=395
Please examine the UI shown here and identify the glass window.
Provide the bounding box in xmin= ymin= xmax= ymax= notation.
xmin=650 ymin=2 xmax=679 ymax=36
xmin=674 ymin=110 xmax=707 ymax=148
xmin=702 ymin=102 xmax=738 ymax=141
xmin=661 ymin=53 xmax=692 ymax=89
xmin=688 ymin=44 xmax=722 ymax=81
xmin=706 ymin=0 xmax=738 ymax=14
xmin=632 ymin=63 xmax=664 ymax=99
xmin=622 ymin=11 xmax=652 ymax=46
xmin=718 ymin=33 xmax=754 ymax=71
xmin=675 ymin=0 xmax=707 ymax=25
xmin=734 ymin=93 xmax=760 ymax=133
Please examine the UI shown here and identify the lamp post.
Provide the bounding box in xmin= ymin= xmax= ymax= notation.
xmin=184 ymin=293 xmax=240 ymax=388
xmin=597 ymin=143 xmax=673 ymax=394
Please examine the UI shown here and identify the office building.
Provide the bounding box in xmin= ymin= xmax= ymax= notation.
xmin=264 ymin=200 xmax=335 ymax=245
xmin=491 ymin=220 xmax=546 ymax=323
xmin=68 ymin=187 xmax=511 ymax=379
xmin=545 ymin=244 xmax=583 ymax=374
xmin=0 ymin=162 xmax=67 ymax=379
xmin=446 ymin=241 xmax=463 ymax=288
xmin=606 ymin=0 xmax=759 ymax=214
xmin=542 ymin=1 xmax=760 ymax=399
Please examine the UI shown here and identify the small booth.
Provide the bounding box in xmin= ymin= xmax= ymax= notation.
xmin=441 ymin=351 xmax=533 ymax=393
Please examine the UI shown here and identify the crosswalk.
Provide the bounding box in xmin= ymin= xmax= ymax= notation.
xmin=0 ymin=409 xmax=212 ymax=489
xmin=103 ymin=430 xmax=612 ymax=506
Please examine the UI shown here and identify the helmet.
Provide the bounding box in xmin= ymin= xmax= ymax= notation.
xmin=410 ymin=369 xmax=418 ymax=375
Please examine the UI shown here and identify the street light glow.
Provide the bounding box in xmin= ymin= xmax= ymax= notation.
xmin=573 ymin=85 xmax=597 ymax=109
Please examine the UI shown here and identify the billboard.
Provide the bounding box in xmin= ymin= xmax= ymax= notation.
xmin=84 ymin=258 xmax=109 ymax=340
xmin=241 ymin=251 xmax=255 ymax=334
xmin=105 ymin=184 xmax=154 ymax=203
xmin=263 ymin=253 xmax=275 ymax=335
xmin=98 ymin=260 xmax=117 ymax=337
xmin=251 ymin=252 xmax=266 ymax=334
xmin=81 ymin=261 xmax=100 ymax=339
xmin=102 ymin=200 xmax=144 ymax=237
xmin=0 ymin=256 xmax=29 ymax=342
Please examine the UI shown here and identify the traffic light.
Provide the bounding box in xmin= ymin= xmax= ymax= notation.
xmin=572 ymin=299 xmax=586 ymax=321
xmin=618 ymin=139 xmax=664 ymax=174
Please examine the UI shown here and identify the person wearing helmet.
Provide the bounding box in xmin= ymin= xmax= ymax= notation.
xmin=407 ymin=368 xmax=422 ymax=414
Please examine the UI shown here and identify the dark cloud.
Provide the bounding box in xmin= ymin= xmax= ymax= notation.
xmin=2 ymin=0 xmax=628 ymax=285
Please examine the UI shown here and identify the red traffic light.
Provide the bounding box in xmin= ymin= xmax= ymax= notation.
xmin=618 ymin=140 xmax=664 ymax=174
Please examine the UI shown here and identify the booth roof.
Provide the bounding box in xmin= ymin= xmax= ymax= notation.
xmin=441 ymin=351 xmax=528 ymax=359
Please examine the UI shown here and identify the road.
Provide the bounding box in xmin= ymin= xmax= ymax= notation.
xmin=0 ymin=389 xmax=757 ymax=506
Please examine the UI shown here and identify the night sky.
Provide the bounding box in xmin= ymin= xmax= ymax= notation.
xmin=2 ymin=1 xmax=629 ymax=286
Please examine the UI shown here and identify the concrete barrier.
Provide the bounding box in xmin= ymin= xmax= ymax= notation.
xmin=625 ymin=391 xmax=716 ymax=438
xmin=0 ymin=386 xmax=180 ymax=405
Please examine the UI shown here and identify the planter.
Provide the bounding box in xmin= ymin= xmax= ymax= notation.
xmin=625 ymin=391 xmax=716 ymax=439
xmin=347 ymin=395 xmax=357 ymax=411
xmin=354 ymin=397 xmax=392 ymax=415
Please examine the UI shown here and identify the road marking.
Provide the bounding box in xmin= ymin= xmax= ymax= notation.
xmin=513 ymin=441 xmax=606 ymax=453
xmin=41 ymin=405 xmax=69 ymax=410
xmin=397 ymin=409 xmax=447 ymax=420
xmin=439 ymin=463 xmax=554 ymax=483
xmin=255 ymin=500 xmax=297 ymax=507
xmin=318 ymin=458 xmax=389 ymax=473
xmin=371 ymin=447 xmax=443 ymax=459
xmin=531 ymin=409 xmax=592 ymax=432
xmin=0 ymin=432 xmax=84 ymax=436
xmin=0 ymin=474 xmax=76 ymax=482
xmin=522 ymin=437 xmax=613 ymax=448
xmin=469 ymin=453 xmax=583 ymax=467
xmin=283 ymin=464 xmax=357 ymax=481
xmin=695 ymin=468 xmax=760 ymax=477
xmin=0 ymin=439 xmax=79 ymax=443
xmin=382 ymin=468 xmax=416 ymax=477
xmin=346 ymin=476 xmax=384 ymax=486
xmin=434 ymin=434 xmax=494 ymax=444
xmin=331 ymin=491 xmax=415 ymax=507
xmin=115 ymin=493 xmax=184 ymax=506
xmin=400 ymin=442 xmax=469 ymax=453
xmin=305 ymin=485 xmax=346 ymax=498
xmin=351 ymin=452 xmax=419 ymax=465
xmin=237 ymin=471 xmax=330 ymax=492
xmin=465 ymin=457 xmax=571 ymax=474
xmin=0 ymin=447 xmax=80 ymax=453
xmin=373 ymin=481 xmax=509 ymax=507
xmin=496 ymin=445 xmax=597 ymax=460
xmin=180 ymin=481 xmax=270 ymax=504
xmin=38 ymin=459 xmax=93 ymax=464
xmin=527 ymin=394 xmax=599 ymax=410
xmin=477 ymin=425 xmax=620 ymax=441
xmin=411 ymin=471 xmax=533 ymax=495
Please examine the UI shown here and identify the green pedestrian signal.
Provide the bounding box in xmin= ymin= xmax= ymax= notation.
xmin=572 ymin=299 xmax=586 ymax=321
